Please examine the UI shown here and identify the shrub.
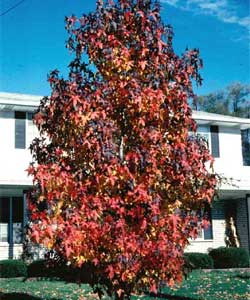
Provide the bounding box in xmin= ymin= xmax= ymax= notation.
xmin=27 ymin=259 xmax=110 ymax=288
xmin=0 ymin=259 xmax=27 ymax=278
xmin=184 ymin=252 xmax=214 ymax=269
xmin=27 ymin=260 xmax=48 ymax=277
xmin=209 ymin=247 xmax=250 ymax=269
xmin=27 ymin=259 xmax=73 ymax=278
xmin=27 ymin=260 xmax=60 ymax=277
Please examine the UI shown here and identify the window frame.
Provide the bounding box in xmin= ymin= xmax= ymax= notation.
xmin=0 ymin=197 xmax=24 ymax=245
xmin=197 ymin=125 xmax=211 ymax=151
xmin=194 ymin=204 xmax=213 ymax=242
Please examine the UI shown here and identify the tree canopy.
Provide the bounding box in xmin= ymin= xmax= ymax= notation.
xmin=28 ymin=1 xmax=217 ymax=299
xmin=193 ymin=82 xmax=250 ymax=118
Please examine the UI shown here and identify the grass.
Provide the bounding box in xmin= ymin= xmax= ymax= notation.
xmin=0 ymin=279 xmax=98 ymax=300
xmin=141 ymin=270 xmax=250 ymax=300
xmin=0 ymin=270 xmax=249 ymax=300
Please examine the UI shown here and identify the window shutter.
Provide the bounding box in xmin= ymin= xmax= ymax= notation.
xmin=210 ymin=125 xmax=220 ymax=158
xmin=15 ymin=111 xmax=26 ymax=149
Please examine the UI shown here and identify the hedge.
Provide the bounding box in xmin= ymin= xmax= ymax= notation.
xmin=209 ymin=247 xmax=249 ymax=269
xmin=27 ymin=259 xmax=51 ymax=277
xmin=184 ymin=252 xmax=214 ymax=269
xmin=0 ymin=260 xmax=27 ymax=278
xmin=27 ymin=260 xmax=112 ymax=287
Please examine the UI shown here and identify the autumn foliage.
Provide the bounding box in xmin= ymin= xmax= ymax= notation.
xmin=28 ymin=0 xmax=217 ymax=298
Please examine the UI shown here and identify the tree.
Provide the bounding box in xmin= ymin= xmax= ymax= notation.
xmin=194 ymin=91 xmax=228 ymax=115
xmin=227 ymin=83 xmax=250 ymax=118
xmin=194 ymin=82 xmax=250 ymax=118
xmin=28 ymin=0 xmax=217 ymax=299
xmin=193 ymin=82 xmax=250 ymax=166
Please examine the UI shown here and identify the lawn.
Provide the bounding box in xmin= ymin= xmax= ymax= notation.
xmin=0 ymin=270 xmax=249 ymax=300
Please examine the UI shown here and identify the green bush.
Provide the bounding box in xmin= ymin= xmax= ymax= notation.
xmin=27 ymin=259 xmax=48 ymax=277
xmin=27 ymin=259 xmax=72 ymax=278
xmin=209 ymin=247 xmax=250 ymax=269
xmin=0 ymin=259 xmax=27 ymax=278
xmin=27 ymin=260 xmax=60 ymax=277
xmin=184 ymin=252 xmax=214 ymax=269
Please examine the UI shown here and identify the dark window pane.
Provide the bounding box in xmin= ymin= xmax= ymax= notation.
xmin=241 ymin=129 xmax=250 ymax=166
xmin=15 ymin=111 xmax=26 ymax=119
xmin=0 ymin=197 xmax=9 ymax=223
xmin=0 ymin=198 xmax=9 ymax=242
xmin=27 ymin=112 xmax=34 ymax=121
xmin=210 ymin=125 xmax=220 ymax=158
xmin=15 ymin=112 xmax=26 ymax=149
xmin=204 ymin=224 xmax=213 ymax=240
xmin=12 ymin=197 xmax=23 ymax=223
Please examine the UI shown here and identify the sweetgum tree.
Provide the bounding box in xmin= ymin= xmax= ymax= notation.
xmin=28 ymin=0 xmax=217 ymax=298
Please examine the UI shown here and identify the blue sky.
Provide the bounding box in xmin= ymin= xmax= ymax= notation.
xmin=0 ymin=0 xmax=249 ymax=96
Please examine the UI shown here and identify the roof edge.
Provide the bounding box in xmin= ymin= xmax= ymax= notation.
xmin=0 ymin=93 xmax=250 ymax=128
xmin=192 ymin=110 xmax=250 ymax=129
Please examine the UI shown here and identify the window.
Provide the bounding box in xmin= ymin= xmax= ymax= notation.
xmin=188 ymin=125 xmax=211 ymax=151
xmin=197 ymin=126 xmax=210 ymax=148
xmin=196 ymin=125 xmax=220 ymax=158
xmin=27 ymin=112 xmax=34 ymax=120
xmin=0 ymin=197 xmax=23 ymax=244
xmin=241 ymin=129 xmax=250 ymax=166
xmin=0 ymin=198 xmax=9 ymax=242
xmin=196 ymin=204 xmax=213 ymax=240
xmin=15 ymin=111 xmax=26 ymax=149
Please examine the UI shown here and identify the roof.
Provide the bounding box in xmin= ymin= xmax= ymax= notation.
xmin=0 ymin=92 xmax=41 ymax=112
xmin=192 ymin=110 xmax=250 ymax=130
xmin=0 ymin=92 xmax=250 ymax=129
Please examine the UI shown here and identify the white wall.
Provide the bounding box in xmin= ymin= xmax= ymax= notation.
xmin=215 ymin=126 xmax=250 ymax=190
xmin=0 ymin=244 xmax=23 ymax=260
xmin=1 ymin=113 xmax=249 ymax=188
xmin=216 ymin=126 xmax=243 ymax=166
xmin=188 ymin=126 xmax=250 ymax=253
xmin=198 ymin=125 xmax=250 ymax=190
xmin=0 ymin=111 xmax=38 ymax=185
xmin=186 ymin=200 xmax=227 ymax=253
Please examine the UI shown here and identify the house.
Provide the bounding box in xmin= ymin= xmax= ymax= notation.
xmin=0 ymin=92 xmax=250 ymax=259
xmin=187 ymin=111 xmax=250 ymax=253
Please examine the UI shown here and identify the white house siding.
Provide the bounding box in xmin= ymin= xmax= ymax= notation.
xmin=0 ymin=106 xmax=38 ymax=260
xmin=216 ymin=126 xmax=243 ymax=166
xmin=213 ymin=126 xmax=250 ymax=192
xmin=0 ymin=111 xmax=37 ymax=186
xmin=186 ymin=199 xmax=227 ymax=253
xmin=186 ymin=121 xmax=250 ymax=254
xmin=186 ymin=198 xmax=250 ymax=255
xmin=0 ymin=244 xmax=23 ymax=260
